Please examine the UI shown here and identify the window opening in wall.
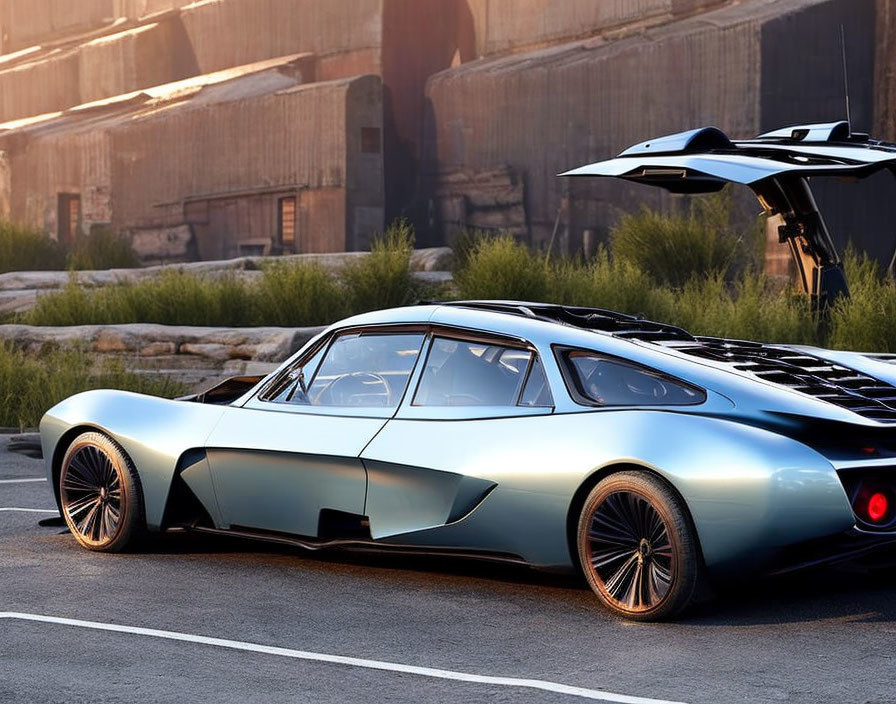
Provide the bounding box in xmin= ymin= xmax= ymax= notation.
xmin=360 ymin=127 xmax=381 ymax=154
xmin=278 ymin=196 xmax=296 ymax=250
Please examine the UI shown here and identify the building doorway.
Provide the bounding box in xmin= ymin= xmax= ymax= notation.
xmin=57 ymin=193 xmax=81 ymax=246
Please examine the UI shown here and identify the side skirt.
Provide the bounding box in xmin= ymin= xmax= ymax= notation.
xmin=166 ymin=524 xmax=529 ymax=567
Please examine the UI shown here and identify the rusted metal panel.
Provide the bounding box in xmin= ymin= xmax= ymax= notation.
xmin=0 ymin=58 xmax=375 ymax=258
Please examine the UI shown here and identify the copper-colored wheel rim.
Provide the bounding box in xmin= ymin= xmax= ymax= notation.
xmin=584 ymin=490 xmax=674 ymax=613
xmin=60 ymin=442 xmax=126 ymax=547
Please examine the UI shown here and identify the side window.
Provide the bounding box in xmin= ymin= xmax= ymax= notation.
xmin=265 ymin=332 xmax=424 ymax=408
xmin=558 ymin=348 xmax=705 ymax=407
xmin=414 ymin=336 xmax=541 ymax=407
xmin=263 ymin=342 xmax=326 ymax=404
xmin=519 ymin=356 xmax=554 ymax=407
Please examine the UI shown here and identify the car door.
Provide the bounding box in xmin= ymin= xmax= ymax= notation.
xmin=204 ymin=327 xmax=426 ymax=537
xmin=360 ymin=329 xmax=555 ymax=540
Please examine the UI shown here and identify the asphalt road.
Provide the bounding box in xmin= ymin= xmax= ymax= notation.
xmin=2 ymin=435 xmax=896 ymax=704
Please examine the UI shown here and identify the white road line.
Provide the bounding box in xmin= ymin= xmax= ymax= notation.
xmin=0 ymin=612 xmax=687 ymax=704
xmin=0 ymin=507 xmax=58 ymax=513
xmin=0 ymin=478 xmax=45 ymax=484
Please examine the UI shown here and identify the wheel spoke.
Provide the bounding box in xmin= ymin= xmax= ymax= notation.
xmin=66 ymin=494 xmax=99 ymax=519
xmin=603 ymin=553 xmax=639 ymax=599
xmin=76 ymin=501 xmax=101 ymax=537
xmin=62 ymin=473 xmax=95 ymax=492
xmin=590 ymin=546 xmax=635 ymax=569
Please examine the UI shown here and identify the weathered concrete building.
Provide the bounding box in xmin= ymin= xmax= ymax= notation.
xmin=0 ymin=57 xmax=382 ymax=260
xmin=0 ymin=0 xmax=472 ymax=257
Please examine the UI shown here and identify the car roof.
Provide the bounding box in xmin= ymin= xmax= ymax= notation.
xmin=334 ymin=301 xmax=896 ymax=425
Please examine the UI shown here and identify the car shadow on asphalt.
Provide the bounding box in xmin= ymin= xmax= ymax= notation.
xmin=132 ymin=530 xmax=896 ymax=624
xmin=688 ymin=562 xmax=896 ymax=626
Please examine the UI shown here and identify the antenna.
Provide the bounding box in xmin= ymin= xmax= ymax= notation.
xmin=840 ymin=24 xmax=851 ymax=132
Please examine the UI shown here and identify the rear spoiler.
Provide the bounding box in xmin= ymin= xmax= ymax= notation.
xmin=561 ymin=121 xmax=896 ymax=304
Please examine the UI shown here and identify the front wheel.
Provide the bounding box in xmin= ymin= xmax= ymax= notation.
xmin=59 ymin=431 xmax=144 ymax=552
xmin=577 ymin=471 xmax=702 ymax=621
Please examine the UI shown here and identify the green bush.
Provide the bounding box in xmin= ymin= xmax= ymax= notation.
xmin=24 ymin=271 xmax=256 ymax=327
xmin=548 ymin=249 xmax=674 ymax=320
xmin=0 ymin=220 xmax=66 ymax=273
xmin=669 ymin=274 xmax=818 ymax=344
xmin=454 ymin=235 xmax=549 ymax=301
xmin=341 ymin=219 xmax=417 ymax=312
xmin=67 ymin=227 xmax=140 ymax=270
xmin=21 ymin=222 xmax=420 ymax=327
xmin=828 ymin=249 xmax=896 ymax=352
xmin=256 ymin=260 xmax=346 ymax=327
xmin=0 ymin=220 xmax=140 ymax=273
xmin=610 ymin=189 xmax=759 ymax=287
xmin=0 ymin=343 xmax=184 ymax=430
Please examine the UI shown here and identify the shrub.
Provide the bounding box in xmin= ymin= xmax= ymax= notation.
xmin=0 ymin=219 xmax=140 ymax=273
xmin=454 ymin=235 xmax=549 ymax=301
xmin=257 ymin=261 xmax=346 ymax=327
xmin=548 ymin=249 xmax=674 ymax=320
xmin=341 ymin=219 xmax=417 ymax=312
xmin=610 ymin=188 xmax=759 ymax=287
xmin=0 ymin=220 xmax=66 ymax=273
xmin=0 ymin=343 xmax=184 ymax=430
xmin=67 ymin=227 xmax=140 ymax=270
xmin=24 ymin=271 xmax=255 ymax=327
xmin=670 ymin=274 xmax=818 ymax=344
xmin=828 ymin=249 xmax=896 ymax=351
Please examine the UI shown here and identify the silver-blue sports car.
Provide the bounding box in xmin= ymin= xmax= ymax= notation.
xmin=39 ymin=298 xmax=896 ymax=620
xmin=39 ymin=121 xmax=896 ymax=620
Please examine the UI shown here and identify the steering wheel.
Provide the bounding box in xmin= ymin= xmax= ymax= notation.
xmin=314 ymin=372 xmax=391 ymax=406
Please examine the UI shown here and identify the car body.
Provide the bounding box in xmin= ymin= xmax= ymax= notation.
xmin=40 ymin=299 xmax=896 ymax=619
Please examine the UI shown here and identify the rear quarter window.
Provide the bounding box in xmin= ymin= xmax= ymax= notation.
xmin=556 ymin=347 xmax=705 ymax=407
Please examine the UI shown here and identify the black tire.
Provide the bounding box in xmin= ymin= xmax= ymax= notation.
xmin=577 ymin=471 xmax=702 ymax=621
xmin=58 ymin=431 xmax=145 ymax=552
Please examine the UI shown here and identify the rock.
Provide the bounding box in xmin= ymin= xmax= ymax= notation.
xmin=409 ymin=247 xmax=453 ymax=271
xmin=0 ymin=323 xmax=327 ymax=386
xmin=129 ymin=224 xmax=194 ymax=263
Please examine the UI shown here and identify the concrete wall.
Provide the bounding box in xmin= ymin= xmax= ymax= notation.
xmin=465 ymin=0 xmax=728 ymax=57
xmin=77 ymin=18 xmax=199 ymax=104
xmin=179 ymin=0 xmax=384 ymax=75
xmin=0 ymin=49 xmax=81 ymax=122
xmin=0 ymin=1 xmax=116 ymax=53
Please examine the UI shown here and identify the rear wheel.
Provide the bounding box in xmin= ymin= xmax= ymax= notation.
xmin=577 ymin=471 xmax=701 ymax=621
xmin=59 ymin=431 xmax=144 ymax=552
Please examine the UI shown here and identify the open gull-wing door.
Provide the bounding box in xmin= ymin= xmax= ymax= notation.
xmin=561 ymin=121 xmax=896 ymax=305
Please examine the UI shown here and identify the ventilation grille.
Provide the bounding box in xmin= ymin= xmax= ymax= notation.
xmin=680 ymin=338 xmax=896 ymax=422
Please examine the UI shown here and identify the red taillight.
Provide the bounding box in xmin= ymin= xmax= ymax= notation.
xmin=868 ymin=492 xmax=889 ymax=523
